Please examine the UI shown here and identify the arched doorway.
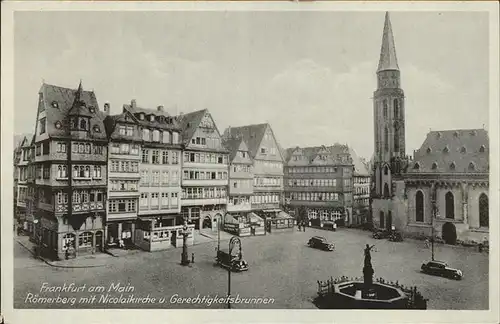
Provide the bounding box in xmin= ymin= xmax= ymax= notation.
xmin=445 ymin=191 xmax=455 ymax=219
xmin=213 ymin=213 xmax=222 ymax=231
xmin=95 ymin=231 xmax=103 ymax=252
xmin=442 ymin=222 xmax=457 ymax=245
xmin=202 ymin=216 xmax=212 ymax=229
xmin=383 ymin=183 xmax=390 ymax=197
xmin=416 ymin=191 xmax=424 ymax=222
xmin=479 ymin=193 xmax=488 ymax=227
xmin=386 ymin=211 xmax=392 ymax=231
xmin=379 ymin=211 xmax=385 ymax=229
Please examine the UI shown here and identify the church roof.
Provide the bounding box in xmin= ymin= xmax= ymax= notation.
xmin=38 ymin=82 xmax=107 ymax=140
xmin=408 ymin=129 xmax=489 ymax=174
xmin=377 ymin=12 xmax=400 ymax=73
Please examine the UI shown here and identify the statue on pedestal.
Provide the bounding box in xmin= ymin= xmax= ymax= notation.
xmin=363 ymin=244 xmax=375 ymax=297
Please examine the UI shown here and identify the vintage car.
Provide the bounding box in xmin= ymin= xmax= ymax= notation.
xmin=421 ymin=260 xmax=463 ymax=280
xmin=388 ymin=231 xmax=404 ymax=242
xmin=372 ymin=229 xmax=390 ymax=239
xmin=307 ymin=236 xmax=335 ymax=251
xmin=216 ymin=250 xmax=249 ymax=272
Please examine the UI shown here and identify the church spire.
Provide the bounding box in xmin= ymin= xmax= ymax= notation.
xmin=377 ymin=12 xmax=399 ymax=72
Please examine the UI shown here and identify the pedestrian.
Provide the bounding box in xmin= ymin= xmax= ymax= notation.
xmin=303 ymin=221 xmax=306 ymax=232
xmin=65 ymin=246 xmax=69 ymax=260
xmin=191 ymin=253 xmax=195 ymax=263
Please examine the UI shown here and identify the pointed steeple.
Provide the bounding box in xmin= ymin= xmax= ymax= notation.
xmin=377 ymin=12 xmax=399 ymax=72
xmin=74 ymin=79 xmax=83 ymax=104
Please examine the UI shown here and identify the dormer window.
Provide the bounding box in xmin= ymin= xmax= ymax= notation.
xmin=460 ymin=146 xmax=467 ymax=154
xmin=80 ymin=119 xmax=87 ymax=130
xmin=470 ymin=130 xmax=477 ymax=136
xmin=93 ymin=125 xmax=100 ymax=133
xmin=139 ymin=113 xmax=145 ymax=120
xmin=51 ymin=101 xmax=59 ymax=108
xmin=413 ymin=162 xmax=420 ymax=170
xmin=450 ymin=162 xmax=456 ymax=170
xmin=479 ymin=145 xmax=486 ymax=153
xmin=426 ymin=147 xmax=432 ymax=154
xmin=437 ymin=132 xmax=442 ymax=139
xmin=468 ymin=162 xmax=476 ymax=171
xmin=431 ymin=162 xmax=438 ymax=170
xmin=453 ymin=131 xmax=459 ymax=138
xmin=149 ymin=115 xmax=155 ymax=122
xmin=88 ymin=106 xmax=95 ymax=113
xmin=55 ymin=121 xmax=62 ymax=129
xmin=443 ymin=146 xmax=449 ymax=153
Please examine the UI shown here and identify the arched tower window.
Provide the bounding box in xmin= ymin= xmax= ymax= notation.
xmin=383 ymin=183 xmax=390 ymax=197
xmin=393 ymin=99 xmax=399 ymax=119
xmin=479 ymin=193 xmax=488 ymax=227
xmin=384 ymin=127 xmax=389 ymax=152
xmin=383 ymin=99 xmax=388 ymax=118
xmin=379 ymin=211 xmax=385 ymax=229
xmin=80 ymin=119 xmax=87 ymax=130
xmin=384 ymin=166 xmax=389 ymax=175
xmin=394 ymin=126 xmax=400 ymax=152
xmin=445 ymin=191 xmax=455 ymax=219
xmin=416 ymin=190 xmax=424 ymax=222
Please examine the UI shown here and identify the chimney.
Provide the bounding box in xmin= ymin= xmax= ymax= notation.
xmin=103 ymin=103 xmax=110 ymax=115
xmin=131 ymin=99 xmax=137 ymax=108
xmin=157 ymin=105 xmax=164 ymax=112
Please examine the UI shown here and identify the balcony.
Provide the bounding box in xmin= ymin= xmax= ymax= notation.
xmin=181 ymin=197 xmax=227 ymax=206
xmin=182 ymin=179 xmax=228 ymax=187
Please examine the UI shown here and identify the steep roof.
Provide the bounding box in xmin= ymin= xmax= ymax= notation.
xmin=223 ymin=137 xmax=252 ymax=162
xmin=176 ymin=109 xmax=210 ymax=145
xmin=38 ymin=82 xmax=107 ymax=140
xmin=225 ymin=123 xmax=269 ymax=159
xmin=284 ymin=143 xmax=355 ymax=166
xmin=349 ymin=147 xmax=370 ymax=176
xmin=408 ymin=129 xmax=489 ymax=174
xmin=377 ymin=12 xmax=400 ymax=72
xmin=124 ymin=103 xmax=181 ymax=131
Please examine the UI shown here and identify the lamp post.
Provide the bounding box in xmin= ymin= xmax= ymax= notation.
xmin=33 ymin=219 xmax=41 ymax=258
xmin=180 ymin=221 xmax=190 ymax=266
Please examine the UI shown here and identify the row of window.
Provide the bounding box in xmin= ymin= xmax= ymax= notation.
xmin=254 ymin=160 xmax=283 ymax=171
xmin=183 ymin=170 xmax=228 ymax=181
xmin=181 ymin=187 xmax=227 ymax=199
xmin=17 ymin=187 xmax=27 ymax=203
xmin=307 ymin=209 xmax=343 ymax=220
xmin=250 ymin=194 xmax=280 ymax=204
xmin=254 ymin=177 xmax=282 ymax=186
xmin=109 ymin=199 xmax=137 ymax=213
xmin=232 ymin=164 xmax=252 ymax=173
xmin=110 ymin=180 xmax=139 ymax=192
xmin=110 ymin=160 xmax=139 ymax=173
xmin=55 ymin=190 xmax=105 ymax=204
xmin=288 ymin=179 xmax=338 ymax=187
xmin=259 ymin=147 xmax=278 ymax=155
xmin=413 ymin=161 xmax=480 ymax=172
xmin=139 ymin=192 xmax=179 ymax=209
xmin=35 ymin=142 xmax=49 ymax=156
xmin=287 ymin=166 xmax=340 ymax=174
xmin=287 ymin=192 xmax=340 ymax=201
xmin=142 ymin=149 xmax=180 ymax=164
xmin=354 ymin=177 xmax=370 ymax=184
xmin=231 ymin=179 xmax=252 ymax=189
xmin=140 ymin=170 xmax=180 ymax=186
xmin=52 ymin=165 xmax=102 ymax=179
xmin=190 ymin=136 xmax=221 ymax=148
xmin=228 ymin=196 xmax=251 ymax=205
xmin=141 ymin=128 xmax=179 ymax=144
xmin=110 ymin=143 xmax=140 ymax=155
xmin=354 ymin=187 xmax=370 ymax=195
xmin=183 ymin=152 xmax=228 ymax=164
xmin=425 ymin=145 xmax=486 ymax=155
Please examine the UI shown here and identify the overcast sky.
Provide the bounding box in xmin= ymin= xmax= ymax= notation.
xmin=14 ymin=11 xmax=489 ymax=159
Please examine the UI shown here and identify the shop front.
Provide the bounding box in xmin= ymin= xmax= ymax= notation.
xmin=264 ymin=211 xmax=295 ymax=233
xmin=134 ymin=218 xmax=194 ymax=252
xmin=223 ymin=212 xmax=265 ymax=237
xmin=106 ymin=220 xmax=136 ymax=249
xmin=305 ymin=207 xmax=345 ymax=229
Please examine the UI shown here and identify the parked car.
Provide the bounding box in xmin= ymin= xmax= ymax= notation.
xmin=372 ymin=229 xmax=390 ymax=239
xmin=388 ymin=231 xmax=404 ymax=242
xmin=307 ymin=236 xmax=335 ymax=251
xmin=421 ymin=260 xmax=463 ymax=280
xmin=216 ymin=250 xmax=249 ymax=272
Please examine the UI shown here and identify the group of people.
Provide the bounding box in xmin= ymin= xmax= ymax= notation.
xmin=297 ymin=220 xmax=307 ymax=232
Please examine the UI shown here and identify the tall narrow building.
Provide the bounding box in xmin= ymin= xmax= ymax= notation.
xmin=371 ymin=12 xmax=409 ymax=231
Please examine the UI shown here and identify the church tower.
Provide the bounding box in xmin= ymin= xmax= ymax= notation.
xmin=372 ymin=12 xmax=407 ymax=231
xmin=373 ymin=12 xmax=406 ymax=198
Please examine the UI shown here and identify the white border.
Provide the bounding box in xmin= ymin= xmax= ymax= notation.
xmin=1 ymin=2 xmax=499 ymax=324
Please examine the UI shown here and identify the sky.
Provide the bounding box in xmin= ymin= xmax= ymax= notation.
xmin=14 ymin=11 xmax=489 ymax=159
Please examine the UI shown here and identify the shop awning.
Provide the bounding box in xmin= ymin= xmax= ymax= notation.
xmin=263 ymin=209 xmax=281 ymax=213
xmin=248 ymin=212 xmax=264 ymax=223
xmin=224 ymin=213 xmax=239 ymax=224
xmin=276 ymin=211 xmax=293 ymax=219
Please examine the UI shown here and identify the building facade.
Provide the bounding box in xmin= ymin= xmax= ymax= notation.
xmin=126 ymin=101 xmax=184 ymax=250
xmin=283 ymin=145 xmax=354 ymax=228
xmin=349 ymin=147 xmax=371 ymax=224
xmin=178 ymin=109 xmax=229 ymax=232
xmin=15 ymin=136 xmax=32 ymax=228
xmin=371 ymin=13 xmax=410 ymax=232
xmin=405 ymin=129 xmax=489 ymax=244
xmin=31 ymin=82 xmax=108 ymax=260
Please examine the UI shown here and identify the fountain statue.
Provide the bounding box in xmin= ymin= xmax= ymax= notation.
xmin=362 ymin=244 xmax=376 ymax=298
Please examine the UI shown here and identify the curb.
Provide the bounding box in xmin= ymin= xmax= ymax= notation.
xmin=16 ymin=239 xmax=107 ymax=269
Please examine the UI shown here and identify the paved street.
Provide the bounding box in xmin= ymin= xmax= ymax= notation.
xmin=14 ymin=228 xmax=488 ymax=309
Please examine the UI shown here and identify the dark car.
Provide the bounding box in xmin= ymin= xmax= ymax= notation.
xmin=372 ymin=229 xmax=390 ymax=239
xmin=421 ymin=260 xmax=463 ymax=280
xmin=308 ymin=236 xmax=335 ymax=251
xmin=216 ymin=250 xmax=249 ymax=272
xmin=388 ymin=231 xmax=404 ymax=242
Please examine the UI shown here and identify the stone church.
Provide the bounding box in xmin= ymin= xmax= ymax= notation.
xmin=370 ymin=13 xmax=489 ymax=244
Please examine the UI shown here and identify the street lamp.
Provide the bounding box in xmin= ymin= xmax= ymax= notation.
xmin=227 ymin=236 xmax=241 ymax=309
xmin=33 ymin=219 xmax=41 ymax=258
xmin=180 ymin=221 xmax=190 ymax=266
